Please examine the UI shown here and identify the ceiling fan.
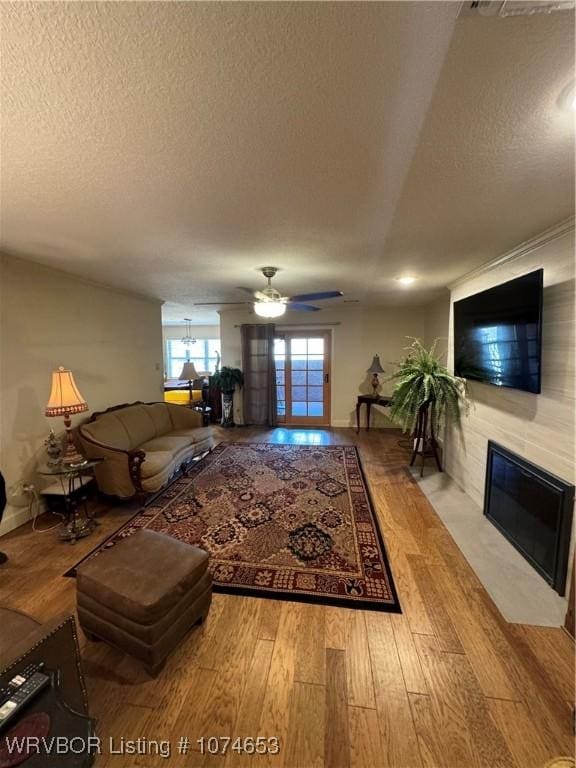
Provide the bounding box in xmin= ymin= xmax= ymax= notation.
xmin=194 ymin=267 xmax=343 ymax=318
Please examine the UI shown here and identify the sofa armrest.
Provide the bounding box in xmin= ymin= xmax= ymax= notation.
xmin=77 ymin=429 xmax=141 ymax=498
xmin=128 ymin=450 xmax=146 ymax=492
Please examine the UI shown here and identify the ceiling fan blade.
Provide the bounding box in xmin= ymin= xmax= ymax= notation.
xmin=193 ymin=301 xmax=249 ymax=306
xmin=289 ymin=291 xmax=343 ymax=302
xmin=236 ymin=286 xmax=257 ymax=296
xmin=288 ymin=303 xmax=321 ymax=312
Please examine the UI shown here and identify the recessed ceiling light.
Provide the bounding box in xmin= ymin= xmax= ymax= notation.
xmin=396 ymin=276 xmax=418 ymax=286
xmin=558 ymin=79 xmax=576 ymax=113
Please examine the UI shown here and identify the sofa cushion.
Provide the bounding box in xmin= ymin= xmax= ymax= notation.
xmin=168 ymin=427 xmax=213 ymax=444
xmin=80 ymin=413 xmax=131 ymax=451
xmin=140 ymin=451 xmax=175 ymax=479
xmin=140 ymin=435 xmax=193 ymax=455
xmin=114 ymin=405 xmax=157 ymax=450
xmin=146 ymin=403 xmax=173 ymax=435
xmin=168 ymin=405 xmax=204 ymax=431
xmin=76 ymin=529 xmax=209 ymax=625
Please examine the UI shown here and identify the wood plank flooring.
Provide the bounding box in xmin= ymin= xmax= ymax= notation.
xmin=0 ymin=427 xmax=574 ymax=767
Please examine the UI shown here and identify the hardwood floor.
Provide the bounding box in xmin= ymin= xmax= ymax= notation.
xmin=0 ymin=427 xmax=574 ymax=767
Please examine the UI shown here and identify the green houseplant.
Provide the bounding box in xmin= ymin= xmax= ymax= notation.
xmin=388 ymin=339 xmax=468 ymax=470
xmin=211 ymin=366 xmax=244 ymax=428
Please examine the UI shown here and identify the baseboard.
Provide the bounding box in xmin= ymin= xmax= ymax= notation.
xmin=0 ymin=504 xmax=33 ymax=536
xmin=330 ymin=419 xmax=396 ymax=429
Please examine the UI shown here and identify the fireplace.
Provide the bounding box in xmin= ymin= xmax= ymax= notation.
xmin=484 ymin=441 xmax=574 ymax=595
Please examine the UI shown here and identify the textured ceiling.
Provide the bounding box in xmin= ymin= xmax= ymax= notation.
xmin=1 ymin=2 xmax=573 ymax=324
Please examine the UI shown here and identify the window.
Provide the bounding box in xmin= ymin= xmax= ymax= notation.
xmin=165 ymin=339 xmax=220 ymax=379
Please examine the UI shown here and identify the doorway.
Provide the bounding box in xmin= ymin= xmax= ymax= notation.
xmin=274 ymin=331 xmax=331 ymax=426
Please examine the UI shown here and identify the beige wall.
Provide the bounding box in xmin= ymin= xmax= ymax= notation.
xmin=444 ymin=223 xmax=575 ymax=509
xmin=424 ymin=293 xmax=450 ymax=363
xmin=162 ymin=324 xmax=220 ymax=342
xmin=0 ymin=254 xmax=164 ymax=534
xmin=219 ymin=305 xmax=427 ymax=427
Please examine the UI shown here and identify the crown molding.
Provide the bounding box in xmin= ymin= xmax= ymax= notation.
xmin=448 ymin=217 xmax=575 ymax=290
xmin=0 ymin=250 xmax=164 ymax=305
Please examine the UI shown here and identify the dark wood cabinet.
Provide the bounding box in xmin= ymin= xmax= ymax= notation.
xmin=208 ymin=379 xmax=222 ymax=423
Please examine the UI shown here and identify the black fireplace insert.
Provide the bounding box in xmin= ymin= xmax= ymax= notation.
xmin=484 ymin=441 xmax=574 ymax=595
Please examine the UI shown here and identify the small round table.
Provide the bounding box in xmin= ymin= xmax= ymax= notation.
xmin=37 ymin=459 xmax=103 ymax=543
xmin=192 ymin=403 xmax=212 ymax=425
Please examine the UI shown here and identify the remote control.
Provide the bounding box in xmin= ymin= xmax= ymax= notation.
xmin=0 ymin=662 xmax=45 ymax=707
xmin=0 ymin=670 xmax=50 ymax=732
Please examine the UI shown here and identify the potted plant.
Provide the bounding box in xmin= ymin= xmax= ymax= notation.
xmin=388 ymin=338 xmax=468 ymax=471
xmin=211 ymin=366 xmax=244 ymax=428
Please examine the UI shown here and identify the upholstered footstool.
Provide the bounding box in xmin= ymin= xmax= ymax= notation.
xmin=76 ymin=529 xmax=212 ymax=676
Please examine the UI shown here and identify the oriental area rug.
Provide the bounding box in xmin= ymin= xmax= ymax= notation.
xmin=70 ymin=443 xmax=401 ymax=612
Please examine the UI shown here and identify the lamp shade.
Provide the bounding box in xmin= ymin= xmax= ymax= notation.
xmin=367 ymin=355 xmax=385 ymax=374
xmin=179 ymin=361 xmax=200 ymax=381
xmin=45 ymin=367 xmax=88 ymax=416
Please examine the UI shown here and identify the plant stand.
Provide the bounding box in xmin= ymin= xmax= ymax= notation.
xmin=221 ymin=391 xmax=235 ymax=428
xmin=409 ymin=402 xmax=442 ymax=477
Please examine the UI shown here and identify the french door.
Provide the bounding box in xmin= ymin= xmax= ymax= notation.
xmin=274 ymin=331 xmax=331 ymax=426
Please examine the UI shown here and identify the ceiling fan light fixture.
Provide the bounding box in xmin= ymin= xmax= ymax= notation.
xmin=254 ymin=301 xmax=286 ymax=318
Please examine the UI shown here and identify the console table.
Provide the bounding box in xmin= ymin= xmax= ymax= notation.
xmin=356 ymin=395 xmax=392 ymax=433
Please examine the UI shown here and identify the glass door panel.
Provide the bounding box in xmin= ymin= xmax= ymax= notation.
xmin=274 ymin=332 xmax=331 ymax=426
xmin=274 ymin=338 xmax=287 ymax=422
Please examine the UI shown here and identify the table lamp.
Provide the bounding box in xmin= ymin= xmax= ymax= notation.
xmin=367 ymin=355 xmax=385 ymax=398
xmin=179 ymin=361 xmax=200 ymax=404
xmin=45 ymin=367 xmax=89 ymax=465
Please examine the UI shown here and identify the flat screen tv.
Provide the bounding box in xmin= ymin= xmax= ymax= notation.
xmin=454 ymin=269 xmax=543 ymax=394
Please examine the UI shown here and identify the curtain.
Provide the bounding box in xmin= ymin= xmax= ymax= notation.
xmin=241 ymin=324 xmax=277 ymax=426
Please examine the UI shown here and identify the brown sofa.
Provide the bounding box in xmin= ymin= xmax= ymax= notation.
xmin=78 ymin=402 xmax=214 ymax=498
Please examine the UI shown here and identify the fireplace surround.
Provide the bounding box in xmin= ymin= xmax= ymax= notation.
xmin=484 ymin=441 xmax=574 ymax=595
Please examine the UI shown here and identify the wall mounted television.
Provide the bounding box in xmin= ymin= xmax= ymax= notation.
xmin=453 ymin=269 xmax=543 ymax=394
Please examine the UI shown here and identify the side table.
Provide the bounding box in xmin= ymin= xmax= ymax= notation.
xmin=192 ymin=403 xmax=212 ymax=426
xmin=356 ymin=395 xmax=392 ymax=433
xmin=38 ymin=459 xmax=103 ymax=543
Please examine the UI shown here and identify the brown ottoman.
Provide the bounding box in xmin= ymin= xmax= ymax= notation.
xmin=76 ymin=529 xmax=212 ymax=676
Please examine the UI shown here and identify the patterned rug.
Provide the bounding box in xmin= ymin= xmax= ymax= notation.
xmin=69 ymin=443 xmax=401 ymax=612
